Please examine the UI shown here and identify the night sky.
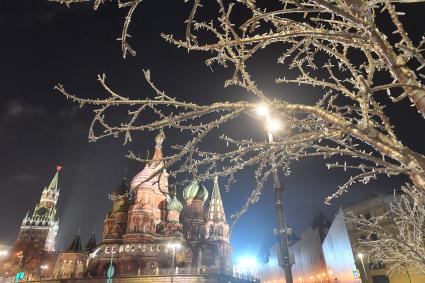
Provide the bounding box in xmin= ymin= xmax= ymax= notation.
xmin=1 ymin=1 xmax=424 ymax=262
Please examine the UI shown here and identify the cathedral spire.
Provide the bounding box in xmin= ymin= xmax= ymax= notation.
xmin=151 ymin=129 xmax=165 ymax=166
xmin=207 ymin=176 xmax=227 ymax=223
xmin=130 ymin=129 xmax=168 ymax=191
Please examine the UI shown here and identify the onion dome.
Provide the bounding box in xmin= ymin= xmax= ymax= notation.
xmin=166 ymin=195 xmax=183 ymax=212
xmin=130 ymin=130 xmax=166 ymax=191
xmin=183 ymin=180 xmax=209 ymax=202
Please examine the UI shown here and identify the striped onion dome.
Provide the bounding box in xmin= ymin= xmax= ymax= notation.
xmin=130 ymin=166 xmax=160 ymax=191
xmin=166 ymin=196 xmax=183 ymax=212
xmin=183 ymin=180 xmax=209 ymax=202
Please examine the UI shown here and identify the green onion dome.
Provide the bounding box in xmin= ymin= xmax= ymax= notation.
xmin=182 ymin=180 xmax=209 ymax=202
xmin=166 ymin=195 xmax=183 ymax=212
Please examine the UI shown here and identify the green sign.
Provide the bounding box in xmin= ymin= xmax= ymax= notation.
xmin=15 ymin=272 xmax=25 ymax=282
xmin=352 ymin=269 xmax=360 ymax=278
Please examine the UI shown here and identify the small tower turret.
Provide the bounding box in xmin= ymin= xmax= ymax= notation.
xmin=84 ymin=228 xmax=97 ymax=253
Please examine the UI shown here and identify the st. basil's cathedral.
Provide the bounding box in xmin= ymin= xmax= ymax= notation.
xmin=0 ymin=131 xmax=242 ymax=282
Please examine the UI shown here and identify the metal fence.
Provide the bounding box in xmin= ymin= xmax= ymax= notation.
xmin=118 ymin=267 xmax=259 ymax=282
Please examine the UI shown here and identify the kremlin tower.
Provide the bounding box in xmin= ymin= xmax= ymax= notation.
xmin=16 ymin=167 xmax=61 ymax=254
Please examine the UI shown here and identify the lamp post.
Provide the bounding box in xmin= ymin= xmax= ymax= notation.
xmin=167 ymin=243 xmax=181 ymax=270
xmin=256 ymin=104 xmax=293 ymax=283
xmin=358 ymin=253 xmax=368 ymax=283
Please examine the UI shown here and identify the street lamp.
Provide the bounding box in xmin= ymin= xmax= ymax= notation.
xmin=255 ymin=104 xmax=293 ymax=283
xmin=358 ymin=253 xmax=368 ymax=283
xmin=167 ymin=242 xmax=182 ymax=269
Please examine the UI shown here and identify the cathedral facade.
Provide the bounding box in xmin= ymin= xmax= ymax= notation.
xmin=86 ymin=131 xmax=232 ymax=277
xmin=1 ymin=130 xmax=235 ymax=281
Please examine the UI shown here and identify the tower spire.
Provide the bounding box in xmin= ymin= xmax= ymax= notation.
xmin=84 ymin=227 xmax=97 ymax=252
xmin=130 ymin=129 xmax=168 ymax=191
xmin=47 ymin=165 xmax=62 ymax=191
xmin=67 ymin=230 xmax=82 ymax=252
xmin=151 ymin=129 xmax=165 ymax=166
xmin=207 ymin=176 xmax=227 ymax=223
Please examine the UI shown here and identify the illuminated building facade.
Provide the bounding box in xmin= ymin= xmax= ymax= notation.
xmin=86 ymin=131 xmax=233 ymax=277
xmin=1 ymin=131 xmax=253 ymax=282
xmin=259 ymin=213 xmax=331 ymax=283
xmin=323 ymin=195 xmax=425 ymax=283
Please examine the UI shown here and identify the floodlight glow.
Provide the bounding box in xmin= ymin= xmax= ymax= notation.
xmin=167 ymin=243 xmax=181 ymax=250
xmin=358 ymin=253 xmax=363 ymax=259
xmin=0 ymin=250 xmax=8 ymax=256
xmin=238 ymin=256 xmax=258 ymax=268
xmin=256 ymin=104 xmax=269 ymax=117
xmin=267 ymin=118 xmax=281 ymax=132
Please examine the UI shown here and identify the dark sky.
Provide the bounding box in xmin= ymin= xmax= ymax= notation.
xmin=1 ymin=0 xmax=424 ymax=261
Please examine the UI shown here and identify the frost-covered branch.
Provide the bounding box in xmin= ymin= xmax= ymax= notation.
xmin=48 ymin=0 xmax=425 ymax=225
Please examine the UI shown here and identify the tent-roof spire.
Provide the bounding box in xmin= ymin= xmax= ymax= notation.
xmin=84 ymin=227 xmax=97 ymax=252
xmin=67 ymin=229 xmax=82 ymax=252
xmin=48 ymin=165 xmax=62 ymax=191
xmin=207 ymin=176 xmax=227 ymax=223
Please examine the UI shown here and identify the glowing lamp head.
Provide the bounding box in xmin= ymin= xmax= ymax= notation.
xmin=358 ymin=253 xmax=363 ymax=259
xmin=256 ymin=104 xmax=269 ymax=117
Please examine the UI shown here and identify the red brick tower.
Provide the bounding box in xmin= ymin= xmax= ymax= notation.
xmin=124 ymin=130 xmax=168 ymax=242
